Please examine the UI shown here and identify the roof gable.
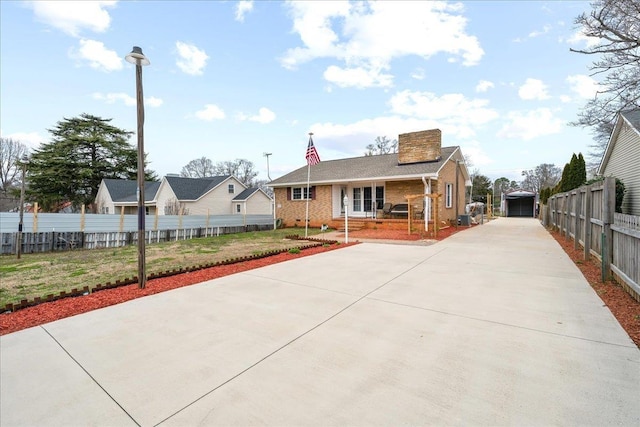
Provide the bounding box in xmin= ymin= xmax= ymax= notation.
xmin=270 ymin=146 xmax=462 ymax=186
xmin=164 ymin=175 xmax=233 ymax=200
xmin=232 ymin=187 xmax=272 ymax=201
xmin=598 ymin=108 xmax=640 ymax=174
xmin=102 ymin=178 xmax=160 ymax=203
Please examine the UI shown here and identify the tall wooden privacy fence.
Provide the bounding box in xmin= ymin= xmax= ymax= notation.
xmin=0 ymin=212 xmax=274 ymax=255
xmin=542 ymin=177 xmax=640 ymax=302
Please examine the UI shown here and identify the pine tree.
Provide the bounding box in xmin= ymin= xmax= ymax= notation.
xmin=26 ymin=114 xmax=157 ymax=211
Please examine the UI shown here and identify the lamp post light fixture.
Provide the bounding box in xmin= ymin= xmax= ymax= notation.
xmin=343 ymin=194 xmax=349 ymax=244
xmin=125 ymin=46 xmax=150 ymax=289
xmin=17 ymin=155 xmax=29 ymax=259
xmin=263 ymin=152 xmax=272 ymax=181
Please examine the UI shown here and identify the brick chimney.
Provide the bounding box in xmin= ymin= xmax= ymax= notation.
xmin=398 ymin=129 xmax=442 ymax=165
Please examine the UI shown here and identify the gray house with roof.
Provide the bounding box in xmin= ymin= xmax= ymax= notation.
xmin=95 ymin=175 xmax=272 ymax=216
xmin=269 ymin=129 xmax=471 ymax=229
xmin=597 ymin=109 xmax=640 ymax=216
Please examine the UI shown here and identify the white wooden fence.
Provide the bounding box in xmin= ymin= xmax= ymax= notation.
xmin=543 ymin=177 xmax=640 ymax=302
xmin=0 ymin=212 xmax=274 ymax=255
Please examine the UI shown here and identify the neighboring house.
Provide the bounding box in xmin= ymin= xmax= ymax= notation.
xmin=95 ymin=179 xmax=160 ymax=215
xmin=597 ymin=109 xmax=640 ymax=216
xmin=232 ymin=187 xmax=273 ymax=217
xmin=95 ymin=175 xmax=272 ymax=216
xmin=269 ymin=129 xmax=471 ymax=229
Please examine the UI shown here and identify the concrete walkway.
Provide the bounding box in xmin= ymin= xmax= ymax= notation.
xmin=1 ymin=218 xmax=638 ymax=426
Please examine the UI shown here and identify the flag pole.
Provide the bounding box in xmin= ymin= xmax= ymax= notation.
xmin=305 ymin=161 xmax=311 ymax=238
xmin=305 ymin=132 xmax=313 ymax=238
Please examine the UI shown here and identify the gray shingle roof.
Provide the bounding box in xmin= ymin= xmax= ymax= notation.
xmin=621 ymin=109 xmax=640 ymax=130
xmin=270 ymin=146 xmax=459 ymax=186
xmin=103 ymin=178 xmax=160 ymax=202
xmin=232 ymin=187 xmax=261 ymax=201
xmin=164 ymin=175 xmax=231 ymax=200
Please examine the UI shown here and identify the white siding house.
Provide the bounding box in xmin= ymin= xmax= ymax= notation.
xmin=598 ymin=109 xmax=640 ymax=216
xmin=95 ymin=175 xmax=273 ymax=216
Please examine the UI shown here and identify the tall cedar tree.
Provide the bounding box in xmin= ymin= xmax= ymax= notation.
xmin=27 ymin=114 xmax=157 ymax=211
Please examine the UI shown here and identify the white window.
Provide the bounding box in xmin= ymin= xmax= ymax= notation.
xmin=236 ymin=204 xmax=241 ymax=213
xmin=228 ymin=184 xmax=235 ymax=194
xmin=101 ymin=207 xmax=109 ymax=214
xmin=445 ymin=183 xmax=453 ymax=208
xmin=292 ymin=187 xmax=311 ymax=200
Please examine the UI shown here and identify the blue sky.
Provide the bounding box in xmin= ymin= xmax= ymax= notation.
xmin=1 ymin=1 xmax=602 ymax=183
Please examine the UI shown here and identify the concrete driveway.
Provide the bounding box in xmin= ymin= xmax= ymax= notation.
xmin=1 ymin=218 xmax=638 ymax=426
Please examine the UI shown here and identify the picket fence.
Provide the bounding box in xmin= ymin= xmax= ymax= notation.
xmin=0 ymin=212 xmax=274 ymax=255
xmin=542 ymin=177 xmax=640 ymax=302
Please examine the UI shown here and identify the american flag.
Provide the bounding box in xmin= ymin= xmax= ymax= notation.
xmin=305 ymin=135 xmax=320 ymax=165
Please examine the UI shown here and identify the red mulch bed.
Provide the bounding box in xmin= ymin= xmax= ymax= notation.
xmin=549 ymin=229 xmax=640 ymax=347
xmin=347 ymin=224 xmax=474 ymax=241
xmin=0 ymin=243 xmax=355 ymax=336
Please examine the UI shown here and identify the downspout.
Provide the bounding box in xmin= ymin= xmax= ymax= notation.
xmin=455 ymin=161 xmax=460 ymax=223
xmin=421 ymin=176 xmax=429 ymax=232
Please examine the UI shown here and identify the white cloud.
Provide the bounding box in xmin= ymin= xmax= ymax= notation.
xmin=567 ymin=30 xmax=600 ymax=48
xmin=93 ymin=92 xmax=163 ymax=107
xmin=93 ymin=92 xmax=135 ymax=106
xmin=411 ymin=68 xmax=425 ymax=80
xmin=235 ymin=0 xmax=253 ymax=22
xmin=324 ymin=65 xmax=393 ymax=88
xmin=70 ymin=39 xmax=122 ymax=72
xmin=528 ymin=24 xmax=551 ymax=38
xmin=475 ymin=80 xmax=494 ymax=93
xmin=389 ymin=90 xmax=499 ymax=138
xmin=460 ymin=140 xmax=492 ymax=167
xmin=281 ymin=1 xmax=483 ymax=88
xmin=248 ymin=108 xmax=276 ymax=124
xmin=195 ymin=104 xmax=225 ymax=121
xmin=1 ymin=131 xmax=45 ymax=149
xmin=566 ymin=74 xmax=599 ymax=99
xmin=27 ymin=0 xmax=116 ymax=37
xmin=497 ymin=108 xmax=564 ymax=140
xmin=560 ymin=95 xmax=572 ymax=103
xmin=146 ymin=97 xmax=164 ymax=107
xmin=518 ymin=78 xmax=550 ymax=100
xmin=175 ymin=41 xmax=209 ymax=75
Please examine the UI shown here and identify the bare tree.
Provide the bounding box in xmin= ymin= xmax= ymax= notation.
xmin=520 ymin=163 xmax=562 ymax=193
xmin=364 ymin=136 xmax=398 ymax=156
xmin=0 ymin=137 xmax=28 ymax=211
xmin=213 ymin=158 xmax=258 ymax=187
xmin=164 ymin=197 xmax=189 ymax=215
xmin=570 ymin=0 xmax=640 ymax=165
xmin=180 ymin=157 xmax=215 ymax=178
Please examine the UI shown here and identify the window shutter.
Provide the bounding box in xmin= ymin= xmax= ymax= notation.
xmin=311 ymin=186 xmax=316 ymax=200
xmin=287 ymin=187 xmax=291 ymax=200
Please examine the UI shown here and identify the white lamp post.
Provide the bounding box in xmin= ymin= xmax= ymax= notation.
xmin=125 ymin=46 xmax=150 ymax=289
xmin=343 ymin=194 xmax=349 ymax=244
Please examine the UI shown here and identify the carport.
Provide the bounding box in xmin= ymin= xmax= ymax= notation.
xmin=505 ymin=190 xmax=536 ymax=217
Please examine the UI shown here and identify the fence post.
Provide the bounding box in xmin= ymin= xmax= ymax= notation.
xmin=602 ymin=177 xmax=615 ymax=281
xmin=574 ymin=190 xmax=580 ymax=250
xmin=584 ymin=184 xmax=592 ymax=260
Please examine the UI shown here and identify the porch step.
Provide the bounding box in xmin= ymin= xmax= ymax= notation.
xmin=337 ymin=220 xmax=365 ymax=232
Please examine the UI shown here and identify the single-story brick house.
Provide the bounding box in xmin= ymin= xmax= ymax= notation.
xmin=95 ymin=175 xmax=272 ymax=216
xmin=597 ymin=109 xmax=640 ymax=216
xmin=269 ymin=129 xmax=471 ymax=229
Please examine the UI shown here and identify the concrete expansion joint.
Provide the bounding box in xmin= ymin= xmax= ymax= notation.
xmin=40 ymin=325 xmax=141 ymax=426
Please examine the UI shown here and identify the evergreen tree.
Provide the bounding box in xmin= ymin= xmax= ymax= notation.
xmin=577 ymin=153 xmax=587 ymax=187
xmin=26 ymin=114 xmax=157 ymax=211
